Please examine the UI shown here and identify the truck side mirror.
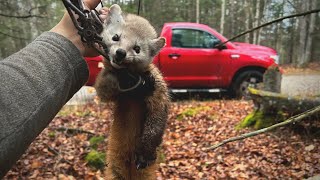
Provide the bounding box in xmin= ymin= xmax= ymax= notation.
xmin=216 ymin=44 xmax=227 ymax=50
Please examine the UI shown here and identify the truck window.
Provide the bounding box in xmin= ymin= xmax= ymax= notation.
xmin=172 ymin=29 xmax=221 ymax=48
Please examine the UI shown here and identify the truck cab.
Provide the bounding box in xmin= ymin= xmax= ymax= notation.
xmin=154 ymin=22 xmax=279 ymax=97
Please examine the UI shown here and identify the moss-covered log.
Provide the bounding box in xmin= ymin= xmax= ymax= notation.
xmin=240 ymin=88 xmax=320 ymax=129
xmin=249 ymin=88 xmax=320 ymax=114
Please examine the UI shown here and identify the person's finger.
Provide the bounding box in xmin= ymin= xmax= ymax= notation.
xmin=84 ymin=0 xmax=101 ymax=10
xmin=99 ymin=7 xmax=109 ymax=21
xmin=99 ymin=7 xmax=109 ymax=14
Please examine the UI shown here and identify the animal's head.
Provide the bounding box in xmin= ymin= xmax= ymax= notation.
xmin=100 ymin=4 xmax=166 ymax=72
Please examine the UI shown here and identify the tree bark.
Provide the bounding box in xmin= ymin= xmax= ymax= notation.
xmin=220 ymin=0 xmax=226 ymax=35
xmin=253 ymin=0 xmax=261 ymax=44
xmin=229 ymin=0 xmax=235 ymax=36
xmin=298 ymin=0 xmax=309 ymax=67
xmin=305 ymin=0 xmax=317 ymax=63
xmin=244 ymin=0 xmax=251 ymax=43
xmin=196 ymin=0 xmax=199 ymax=23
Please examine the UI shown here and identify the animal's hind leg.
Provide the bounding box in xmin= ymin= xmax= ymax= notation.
xmin=135 ymin=67 xmax=169 ymax=169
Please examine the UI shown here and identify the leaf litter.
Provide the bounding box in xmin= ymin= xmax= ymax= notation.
xmin=4 ymin=99 xmax=320 ymax=179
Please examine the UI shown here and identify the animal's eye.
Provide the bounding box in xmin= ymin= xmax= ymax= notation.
xmin=133 ymin=46 xmax=140 ymax=54
xmin=112 ymin=34 xmax=120 ymax=41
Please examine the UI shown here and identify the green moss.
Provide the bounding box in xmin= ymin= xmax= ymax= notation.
xmin=247 ymin=87 xmax=259 ymax=95
xmin=236 ymin=112 xmax=259 ymax=129
xmin=253 ymin=113 xmax=277 ymax=129
xmin=238 ymin=110 xmax=285 ymax=130
xmin=74 ymin=110 xmax=92 ymax=117
xmin=89 ymin=136 xmax=105 ymax=149
xmin=157 ymin=147 xmax=166 ymax=163
xmin=48 ymin=131 xmax=56 ymax=138
xmin=85 ymin=150 xmax=106 ymax=170
xmin=176 ymin=106 xmax=211 ymax=120
xmin=57 ymin=105 xmax=93 ymax=117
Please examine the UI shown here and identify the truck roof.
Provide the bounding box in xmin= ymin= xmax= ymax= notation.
xmin=163 ymin=22 xmax=212 ymax=30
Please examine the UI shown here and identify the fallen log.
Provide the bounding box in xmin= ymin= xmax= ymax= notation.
xmin=207 ymin=104 xmax=320 ymax=151
xmin=250 ymin=88 xmax=320 ymax=114
xmin=238 ymin=88 xmax=320 ymax=129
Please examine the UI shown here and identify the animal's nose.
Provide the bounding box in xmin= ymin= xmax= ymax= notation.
xmin=115 ymin=48 xmax=127 ymax=61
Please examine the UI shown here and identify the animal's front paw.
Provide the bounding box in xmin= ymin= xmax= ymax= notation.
xmin=135 ymin=152 xmax=156 ymax=170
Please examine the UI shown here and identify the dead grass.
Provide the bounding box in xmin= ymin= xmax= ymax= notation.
xmin=281 ymin=62 xmax=320 ymax=75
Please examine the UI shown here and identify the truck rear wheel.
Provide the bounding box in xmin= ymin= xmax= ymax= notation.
xmin=232 ymin=70 xmax=263 ymax=99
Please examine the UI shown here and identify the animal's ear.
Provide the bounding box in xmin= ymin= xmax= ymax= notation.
xmin=104 ymin=4 xmax=123 ymax=25
xmin=150 ymin=37 xmax=166 ymax=57
xmin=109 ymin=4 xmax=122 ymax=15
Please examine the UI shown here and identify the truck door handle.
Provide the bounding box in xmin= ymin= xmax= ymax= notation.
xmin=169 ymin=53 xmax=181 ymax=59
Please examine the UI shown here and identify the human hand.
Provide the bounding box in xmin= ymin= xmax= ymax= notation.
xmin=50 ymin=0 xmax=109 ymax=57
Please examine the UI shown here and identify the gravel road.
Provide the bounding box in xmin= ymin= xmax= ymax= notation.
xmin=281 ymin=74 xmax=320 ymax=96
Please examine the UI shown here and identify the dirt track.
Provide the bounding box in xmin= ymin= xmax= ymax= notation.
xmin=281 ymin=74 xmax=320 ymax=96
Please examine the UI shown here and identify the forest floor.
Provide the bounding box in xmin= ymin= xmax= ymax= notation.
xmin=4 ymin=101 xmax=320 ymax=179
xmin=4 ymin=63 xmax=320 ymax=179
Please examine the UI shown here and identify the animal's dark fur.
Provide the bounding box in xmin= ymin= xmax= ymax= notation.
xmin=94 ymin=4 xmax=169 ymax=180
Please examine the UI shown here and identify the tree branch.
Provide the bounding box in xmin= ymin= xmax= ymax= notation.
xmin=217 ymin=8 xmax=320 ymax=47
xmin=206 ymin=105 xmax=320 ymax=151
xmin=0 ymin=13 xmax=45 ymax=19
xmin=286 ymin=0 xmax=298 ymax=11
xmin=55 ymin=127 xmax=97 ymax=136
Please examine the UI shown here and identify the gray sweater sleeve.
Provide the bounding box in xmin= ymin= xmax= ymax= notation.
xmin=0 ymin=32 xmax=89 ymax=177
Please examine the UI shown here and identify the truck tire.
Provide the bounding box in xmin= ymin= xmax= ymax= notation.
xmin=232 ymin=70 xmax=263 ymax=99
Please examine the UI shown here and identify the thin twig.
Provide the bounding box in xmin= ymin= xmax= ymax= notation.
xmin=55 ymin=127 xmax=97 ymax=136
xmin=206 ymin=105 xmax=320 ymax=151
xmin=217 ymin=8 xmax=320 ymax=47
xmin=46 ymin=145 xmax=72 ymax=164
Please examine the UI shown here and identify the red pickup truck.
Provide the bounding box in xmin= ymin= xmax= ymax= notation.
xmin=85 ymin=22 xmax=279 ymax=97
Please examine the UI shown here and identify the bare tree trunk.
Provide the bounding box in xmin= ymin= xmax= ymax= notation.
xmin=196 ymin=0 xmax=199 ymax=23
xmin=288 ymin=18 xmax=296 ymax=64
xmin=298 ymin=1 xmax=309 ymax=67
xmin=253 ymin=0 xmax=261 ymax=44
xmin=229 ymin=0 xmax=235 ymax=36
xmin=244 ymin=0 xmax=251 ymax=43
xmin=305 ymin=0 xmax=317 ymax=63
xmin=220 ymin=0 xmax=226 ymax=35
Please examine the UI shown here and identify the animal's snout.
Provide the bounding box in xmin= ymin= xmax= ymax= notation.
xmin=115 ymin=48 xmax=127 ymax=62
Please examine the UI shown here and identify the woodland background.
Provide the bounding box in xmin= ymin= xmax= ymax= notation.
xmin=0 ymin=0 xmax=319 ymax=66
